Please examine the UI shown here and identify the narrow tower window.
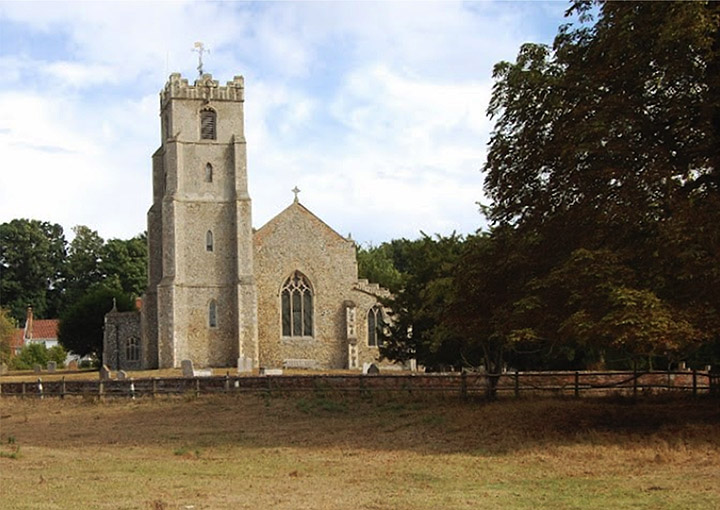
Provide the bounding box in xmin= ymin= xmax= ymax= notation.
xmin=206 ymin=230 xmax=214 ymax=252
xmin=281 ymin=271 xmax=313 ymax=337
xmin=209 ymin=300 xmax=217 ymax=328
xmin=200 ymin=108 xmax=216 ymax=140
xmin=205 ymin=163 xmax=213 ymax=183
xmin=368 ymin=305 xmax=384 ymax=347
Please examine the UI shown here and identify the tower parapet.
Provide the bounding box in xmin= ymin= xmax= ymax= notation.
xmin=161 ymin=73 xmax=244 ymax=108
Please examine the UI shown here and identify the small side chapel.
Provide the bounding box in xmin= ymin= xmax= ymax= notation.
xmin=103 ymin=72 xmax=391 ymax=371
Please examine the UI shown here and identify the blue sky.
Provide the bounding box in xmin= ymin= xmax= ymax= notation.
xmin=0 ymin=1 xmax=572 ymax=245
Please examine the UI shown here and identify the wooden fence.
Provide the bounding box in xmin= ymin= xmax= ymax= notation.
xmin=0 ymin=370 xmax=717 ymax=399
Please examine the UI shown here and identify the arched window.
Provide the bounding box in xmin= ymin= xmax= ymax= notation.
xmin=205 ymin=163 xmax=213 ymax=183
xmin=206 ymin=230 xmax=214 ymax=252
xmin=281 ymin=271 xmax=313 ymax=337
xmin=126 ymin=337 xmax=140 ymax=362
xmin=200 ymin=108 xmax=217 ymax=140
xmin=209 ymin=300 xmax=217 ymax=328
xmin=368 ymin=305 xmax=384 ymax=347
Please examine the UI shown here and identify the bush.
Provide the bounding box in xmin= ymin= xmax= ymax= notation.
xmin=10 ymin=343 xmax=67 ymax=370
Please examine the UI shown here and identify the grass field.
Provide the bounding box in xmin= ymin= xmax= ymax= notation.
xmin=1 ymin=393 xmax=718 ymax=510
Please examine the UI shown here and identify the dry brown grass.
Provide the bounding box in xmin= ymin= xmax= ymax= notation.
xmin=1 ymin=394 xmax=719 ymax=509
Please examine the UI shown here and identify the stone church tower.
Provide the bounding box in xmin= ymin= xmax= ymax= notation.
xmin=104 ymin=72 xmax=398 ymax=373
xmin=143 ymin=73 xmax=258 ymax=369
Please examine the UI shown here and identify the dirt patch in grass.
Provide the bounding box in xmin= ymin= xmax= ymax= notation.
xmin=1 ymin=395 xmax=719 ymax=509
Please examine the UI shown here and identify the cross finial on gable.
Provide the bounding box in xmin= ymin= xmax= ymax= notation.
xmin=292 ymin=186 xmax=301 ymax=203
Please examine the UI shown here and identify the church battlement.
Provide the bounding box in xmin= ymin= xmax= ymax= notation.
xmin=161 ymin=73 xmax=244 ymax=108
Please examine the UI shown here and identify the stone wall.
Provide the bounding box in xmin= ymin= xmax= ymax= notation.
xmin=254 ymin=201 xmax=388 ymax=369
xmin=103 ymin=310 xmax=142 ymax=371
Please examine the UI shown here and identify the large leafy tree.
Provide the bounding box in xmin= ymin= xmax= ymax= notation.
xmin=64 ymin=225 xmax=105 ymax=305
xmin=100 ymin=233 xmax=148 ymax=298
xmin=0 ymin=219 xmax=67 ymax=322
xmin=377 ymin=234 xmax=470 ymax=370
xmin=0 ymin=308 xmax=15 ymax=365
xmin=482 ymin=1 xmax=719 ymax=366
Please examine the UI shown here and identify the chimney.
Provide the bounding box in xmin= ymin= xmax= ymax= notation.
xmin=24 ymin=306 xmax=33 ymax=340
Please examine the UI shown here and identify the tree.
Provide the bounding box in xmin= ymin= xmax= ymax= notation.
xmin=58 ymin=285 xmax=134 ymax=358
xmin=0 ymin=219 xmax=67 ymax=322
xmin=64 ymin=225 xmax=105 ymax=305
xmin=99 ymin=234 xmax=148 ymax=297
xmin=378 ymin=234 xmax=469 ymax=370
xmin=357 ymin=243 xmax=403 ymax=293
xmin=0 ymin=308 xmax=15 ymax=365
xmin=482 ymin=1 xmax=720 ymax=366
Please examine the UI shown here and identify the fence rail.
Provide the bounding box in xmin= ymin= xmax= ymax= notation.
xmin=0 ymin=370 xmax=716 ymax=400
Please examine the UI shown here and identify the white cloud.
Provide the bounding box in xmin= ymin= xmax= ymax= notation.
xmin=0 ymin=1 xmax=568 ymax=244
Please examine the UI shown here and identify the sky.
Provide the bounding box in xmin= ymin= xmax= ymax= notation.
xmin=0 ymin=1 xmax=572 ymax=246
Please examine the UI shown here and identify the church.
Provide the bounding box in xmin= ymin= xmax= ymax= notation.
xmin=103 ymin=73 xmax=390 ymax=372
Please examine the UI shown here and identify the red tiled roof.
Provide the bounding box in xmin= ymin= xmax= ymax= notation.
xmin=29 ymin=319 xmax=59 ymax=340
xmin=10 ymin=329 xmax=24 ymax=351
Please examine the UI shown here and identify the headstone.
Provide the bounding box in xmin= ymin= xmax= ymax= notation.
xmin=33 ymin=364 xmax=42 ymax=374
xmin=366 ymin=363 xmax=380 ymax=375
xmin=409 ymin=358 xmax=417 ymax=372
xmin=117 ymin=370 xmax=128 ymax=380
xmin=259 ymin=367 xmax=283 ymax=376
xmin=0 ymin=363 xmax=8 ymax=375
xmin=67 ymin=359 xmax=79 ymax=371
xmin=47 ymin=361 xmax=57 ymax=373
xmin=181 ymin=359 xmax=194 ymax=378
xmin=100 ymin=364 xmax=111 ymax=380
xmin=237 ymin=356 xmax=253 ymax=374
xmin=194 ymin=368 xmax=213 ymax=377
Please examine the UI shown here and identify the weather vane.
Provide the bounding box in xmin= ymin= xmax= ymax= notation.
xmin=192 ymin=42 xmax=209 ymax=76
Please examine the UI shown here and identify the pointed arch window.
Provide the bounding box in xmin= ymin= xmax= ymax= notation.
xmin=281 ymin=271 xmax=313 ymax=337
xmin=206 ymin=230 xmax=214 ymax=252
xmin=200 ymin=108 xmax=217 ymax=140
xmin=126 ymin=337 xmax=140 ymax=362
xmin=205 ymin=163 xmax=213 ymax=183
xmin=209 ymin=300 xmax=217 ymax=328
xmin=368 ymin=305 xmax=384 ymax=347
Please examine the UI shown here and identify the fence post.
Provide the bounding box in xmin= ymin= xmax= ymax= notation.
xmin=21 ymin=381 xmax=26 ymax=398
xmin=61 ymin=376 xmax=66 ymax=399
xmin=514 ymin=370 xmax=520 ymax=398
xmin=633 ymin=367 xmax=638 ymax=398
xmin=574 ymin=372 xmax=579 ymax=398
xmin=692 ymin=369 xmax=697 ymax=396
xmin=460 ymin=371 xmax=468 ymax=401
xmin=152 ymin=378 xmax=157 ymax=398
xmin=130 ymin=379 xmax=136 ymax=400
xmin=37 ymin=378 xmax=43 ymax=400
xmin=195 ymin=378 xmax=200 ymax=398
xmin=224 ymin=373 xmax=230 ymax=393
xmin=98 ymin=380 xmax=104 ymax=399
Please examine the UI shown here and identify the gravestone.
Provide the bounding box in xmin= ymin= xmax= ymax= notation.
xmin=117 ymin=370 xmax=128 ymax=380
xmin=237 ymin=356 xmax=253 ymax=374
xmin=100 ymin=364 xmax=112 ymax=380
xmin=0 ymin=363 xmax=8 ymax=376
xmin=181 ymin=359 xmax=194 ymax=377
xmin=47 ymin=361 xmax=57 ymax=373
xmin=67 ymin=359 xmax=79 ymax=371
xmin=362 ymin=362 xmax=380 ymax=375
xmin=33 ymin=364 xmax=42 ymax=374
xmin=259 ymin=367 xmax=283 ymax=376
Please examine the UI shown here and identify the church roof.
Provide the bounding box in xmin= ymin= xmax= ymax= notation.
xmin=254 ymin=199 xmax=352 ymax=246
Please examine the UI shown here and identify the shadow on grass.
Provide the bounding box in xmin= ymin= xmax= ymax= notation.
xmin=1 ymin=392 xmax=719 ymax=456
